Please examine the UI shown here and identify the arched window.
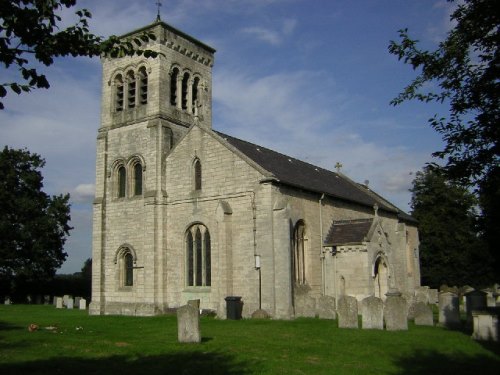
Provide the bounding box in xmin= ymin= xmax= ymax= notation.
xmin=194 ymin=159 xmax=202 ymax=190
xmin=118 ymin=165 xmax=126 ymax=198
xmin=138 ymin=67 xmax=148 ymax=105
xmin=186 ymin=224 xmax=211 ymax=287
xmin=133 ymin=163 xmax=143 ymax=196
xmin=127 ymin=70 xmax=136 ymax=108
xmin=115 ymin=74 xmax=124 ymax=112
xmin=181 ymin=72 xmax=190 ymax=110
xmin=293 ymin=221 xmax=306 ymax=285
xmin=170 ymin=67 xmax=179 ymax=106
xmin=124 ymin=252 xmax=134 ymax=286
xmin=192 ymin=76 xmax=200 ymax=114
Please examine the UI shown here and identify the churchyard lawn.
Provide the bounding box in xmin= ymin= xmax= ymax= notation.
xmin=0 ymin=305 xmax=498 ymax=374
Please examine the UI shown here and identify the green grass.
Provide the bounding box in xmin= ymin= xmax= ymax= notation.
xmin=0 ymin=305 xmax=498 ymax=374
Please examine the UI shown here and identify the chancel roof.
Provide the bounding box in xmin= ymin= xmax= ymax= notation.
xmin=216 ymin=131 xmax=415 ymax=222
xmin=324 ymin=219 xmax=374 ymax=246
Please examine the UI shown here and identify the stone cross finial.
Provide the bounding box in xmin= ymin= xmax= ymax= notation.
xmin=155 ymin=0 xmax=162 ymax=22
xmin=373 ymin=203 xmax=379 ymax=216
xmin=335 ymin=162 xmax=343 ymax=173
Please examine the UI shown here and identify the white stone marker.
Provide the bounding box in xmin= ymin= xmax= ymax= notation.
xmin=56 ymin=297 xmax=63 ymax=309
xmin=79 ymin=298 xmax=87 ymax=310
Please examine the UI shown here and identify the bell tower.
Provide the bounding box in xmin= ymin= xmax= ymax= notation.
xmin=90 ymin=19 xmax=215 ymax=316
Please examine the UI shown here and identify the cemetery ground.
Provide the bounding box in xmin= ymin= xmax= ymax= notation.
xmin=0 ymin=305 xmax=498 ymax=375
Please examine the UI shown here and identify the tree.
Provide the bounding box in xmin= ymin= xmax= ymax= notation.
xmin=0 ymin=0 xmax=158 ymax=109
xmin=0 ymin=146 xmax=72 ymax=298
xmin=389 ymin=0 xmax=499 ymax=188
xmin=410 ymin=166 xmax=494 ymax=288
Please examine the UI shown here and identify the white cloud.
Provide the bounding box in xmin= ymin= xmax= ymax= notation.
xmin=241 ymin=18 xmax=297 ymax=45
xmin=71 ymin=184 xmax=96 ymax=203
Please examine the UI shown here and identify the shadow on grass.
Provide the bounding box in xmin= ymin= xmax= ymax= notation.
xmin=0 ymin=352 xmax=254 ymax=375
xmin=0 ymin=320 xmax=23 ymax=331
xmin=393 ymin=349 xmax=500 ymax=375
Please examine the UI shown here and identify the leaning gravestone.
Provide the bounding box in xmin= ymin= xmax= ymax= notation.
xmin=294 ymin=294 xmax=317 ymax=318
xmin=337 ymin=295 xmax=358 ymax=329
xmin=438 ymin=291 xmax=460 ymax=328
xmin=361 ymin=296 xmax=383 ymax=330
xmin=384 ymin=290 xmax=408 ymax=331
xmin=56 ymin=297 xmax=63 ymax=309
xmin=414 ymin=302 xmax=434 ymax=326
xmin=177 ymin=304 xmax=201 ymax=343
xmin=318 ymin=296 xmax=336 ymax=320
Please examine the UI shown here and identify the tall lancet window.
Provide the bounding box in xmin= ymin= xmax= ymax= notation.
xmin=127 ymin=70 xmax=136 ymax=108
xmin=186 ymin=224 xmax=211 ymax=287
xmin=194 ymin=159 xmax=202 ymax=190
xmin=293 ymin=220 xmax=306 ymax=285
xmin=115 ymin=74 xmax=124 ymax=112
xmin=138 ymin=67 xmax=148 ymax=105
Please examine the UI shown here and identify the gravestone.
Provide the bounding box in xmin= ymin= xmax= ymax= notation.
xmin=361 ymin=296 xmax=383 ymax=330
xmin=438 ymin=291 xmax=460 ymax=328
xmin=74 ymin=297 xmax=82 ymax=309
xmin=413 ymin=302 xmax=434 ymax=326
xmin=35 ymin=295 xmax=42 ymax=304
xmin=4 ymin=296 xmax=11 ymax=305
xmin=177 ymin=304 xmax=201 ymax=343
xmin=337 ymin=295 xmax=358 ymax=329
xmin=472 ymin=310 xmax=498 ymax=342
xmin=384 ymin=290 xmax=408 ymax=331
xmin=428 ymin=289 xmax=439 ymax=304
xmin=79 ymin=298 xmax=87 ymax=310
xmin=44 ymin=295 xmax=51 ymax=305
xmin=26 ymin=295 xmax=32 ymax=304
xmin=67 ymin=298 xmax=74 ymax=309
xmin=414 ymin=286 xmax=429 ymax=304
xmin=317 ymin=296 xmax=336 ymax=320
xmin=251 ymin=309 xmax=270 ymax=319
xmin=187 ymin=299 xmax=200 ymax=310
xmin=62 ymin=295 xmax=70 ymax=307
xmin=294 ymin=294 xmax=316 ymax=318
xmin=406 ymin=294 xmax=417 ymax=320
xmin=53 ymin=297 xmax=58 ymax=306
xmin=56 ymin=297 xmax=63 ymax=309
xmin=465 ymin=290 xmax=487 ymax=324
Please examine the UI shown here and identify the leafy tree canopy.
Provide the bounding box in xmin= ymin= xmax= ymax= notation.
xmin=389 ymin=0 xmax=499 ymax=188
xmin=410 ymin=166 xmax=494 ymax=287
xmin=0 ymin=0 xmax=158 ymax=109
xmin=0 ymin=146 xmax=72 ymax=285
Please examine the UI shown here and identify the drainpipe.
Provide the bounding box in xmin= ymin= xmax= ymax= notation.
xmin=319 ymin=193 xmax=325 ymax=295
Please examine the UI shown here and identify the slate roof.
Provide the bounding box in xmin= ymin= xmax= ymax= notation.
xmin=216 ymin=131 xmax=415 ymax=222
xmin=324 ymin=219 xmax=373 ymax=246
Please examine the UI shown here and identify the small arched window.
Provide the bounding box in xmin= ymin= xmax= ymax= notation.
xmin=138 ymin=67 xmax=148 ymax=105
xmin=133 ymin=163 xmax=143 ymax=196
xmin=194 ymin=159 xmax=202 ymax=190
xmin=115 ymin=74 xmax=124 ymax=112
xmin=170 ymin=67 xmax=179 ymax=106
xmin=186 ymin=224 xmax=211 ymax=287
xmin=118 ymin=165 xmax=126 ymax=198
xmin=127 ymin=70 xmax=136 ymax=108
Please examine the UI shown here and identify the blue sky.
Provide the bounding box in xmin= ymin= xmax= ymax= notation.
xmin=0 ymin=0 xmax=455 ymax=273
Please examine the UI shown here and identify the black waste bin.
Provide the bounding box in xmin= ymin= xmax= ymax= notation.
xmin=225 ymin=296 xmax=243 ymax=320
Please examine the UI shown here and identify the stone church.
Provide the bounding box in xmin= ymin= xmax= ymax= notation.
xmin=89 ymin=19 xmax=421 ymax=318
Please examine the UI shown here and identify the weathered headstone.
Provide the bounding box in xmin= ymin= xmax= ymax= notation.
xmin=318 ymin=296 xmax=336 ymax=320
xmin=177 ymin=304 xmax=201 ymax=343
xmin=294 ymin=294 xmax=316 ymax=318
xmin=56 ymin=297 xmax=63 ymax=309
xmin=428 ymin=289 xmax=439 ymax=304
xmin=413 ymin=302 xmax=434 ymax=326
xmin=472 ymin=310 xmax=498 ymax=342
xmin=337 ymin=295 xmax=358 ymax=329
xmin=67 ymin=298 xmax=74 ymax=309
xmin=361 ymin=296 xmax=383 ymax=330
xmin=79 ymin=298 xmax=87 ymax=310
xmin=4 ymin=296 xmax=11 ymax=305
xmin=414 ymin=286 xmax=430 ymax=304
xmin=74 ymin=297 xmax=82 ymax=308
xmin=438 ymin=291 xmax=460 ymax=328
xmin=251 ymin=309 xmax=270 ymax=319
xmin=406 ymin=294 xmax=417 ymax=320
xmin=62 ymin=295 xmax=70 ymax=307
xmin=384 ymin=290 xmax=408 ymax=331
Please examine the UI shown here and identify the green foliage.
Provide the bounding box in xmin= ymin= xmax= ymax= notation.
xmin=410 ymin=166 xmax=494 ymax=287
xmin=389 ymin=0 xmax=499 ymax=188
xmin=0 ymin=0 xmax=158 ymax=109
xmin=0 ymin=146 xmax=72 ymax=294
xmin=0 ymin=305 xmax=499 ymax=374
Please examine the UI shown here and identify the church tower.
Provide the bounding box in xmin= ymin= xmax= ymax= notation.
xmin=90 ymin=19 xmax=215 ymax=315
